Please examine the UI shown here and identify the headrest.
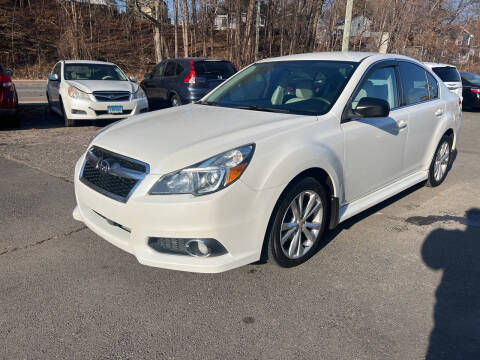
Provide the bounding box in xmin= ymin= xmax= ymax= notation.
xmin=295 ymin=80 xmax=313 ymax=100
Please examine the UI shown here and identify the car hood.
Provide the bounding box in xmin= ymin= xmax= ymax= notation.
xmin=66 ymin=80 xmax=138 ymax=94
xmin=92 ymin=104 xmax=315 ymax=175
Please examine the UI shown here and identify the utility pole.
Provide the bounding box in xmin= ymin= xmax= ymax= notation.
xmin=255 ymin=0 xmax=261 ymax=61
xmin=342 ymin=0 xmax=353 ymax=52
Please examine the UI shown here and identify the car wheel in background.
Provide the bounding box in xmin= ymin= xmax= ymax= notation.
xmin=170 ymin=94 xmax=182 ymax=107
xmin=60 ymin=98 xmax=75 ymax=127
xmin=427 ymin=134 xmax=453 ymax=187
xmin=267 ymin=177 xmax=328 ymax=267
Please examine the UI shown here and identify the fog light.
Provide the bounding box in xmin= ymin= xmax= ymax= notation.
xmin=186 ymin=239 xmax=211 ymax=257
xmin=147 ymin=237 xmax=228 ymax=257
xmin=71 ymin=109 xmax=86 ymax=114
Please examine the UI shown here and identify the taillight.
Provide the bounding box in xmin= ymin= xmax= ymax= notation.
xmin=470 ymin=88 xmax=480 ymax=94
xmin=184 ymin=60 xmax=196 ymax=84
xmin=231 ymin=62 xmax=238 ymax=71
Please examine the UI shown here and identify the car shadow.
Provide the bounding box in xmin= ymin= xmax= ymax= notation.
xmin=1 ymin=103 xmax=122 ymax=130
xmin=421 ymin=208 xmax=480 ymax=359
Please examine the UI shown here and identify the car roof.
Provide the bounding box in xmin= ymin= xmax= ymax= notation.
xmin=423 ymin=62 xmax=457 ymax=69
xmin=257 ymin=51 xmax=416 ymax=64
xmin=167 ymin=57 xmax=230 ymax=63
xmin=63 ymin=60 xmax=116 ymax=66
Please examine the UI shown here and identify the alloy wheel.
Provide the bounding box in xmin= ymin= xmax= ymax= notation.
xmin=279 ymin=190 xmax=323 ymax=259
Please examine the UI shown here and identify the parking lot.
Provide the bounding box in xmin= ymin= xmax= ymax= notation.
xmin=1 ymin=84 xmax=479 ymax=359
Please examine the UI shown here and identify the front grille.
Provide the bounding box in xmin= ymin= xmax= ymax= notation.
xmin=80 ymin=146 xmax=149 ymax=202
xmin=93 ymin=91 xmax=131 ymax=102
xmin=94 ymin=109 xmax=132 ymax=116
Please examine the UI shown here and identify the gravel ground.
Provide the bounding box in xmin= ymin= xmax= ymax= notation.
xmin=1 ymin=103 xmax=479 ymax=359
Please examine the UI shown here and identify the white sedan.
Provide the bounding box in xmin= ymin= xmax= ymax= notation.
xmin=47 ymin=60 xmax=149 ymax=126
xmin=73 ymin=52 xmax=461 ymax=273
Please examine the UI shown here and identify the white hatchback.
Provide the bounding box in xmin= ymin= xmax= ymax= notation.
xmin=47 ymin=60 xmax=149 ymax=126
xmin=73 ymin=52 xmax=461 ymax=273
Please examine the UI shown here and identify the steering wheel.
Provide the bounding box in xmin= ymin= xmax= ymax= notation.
xmin=316 ymin=97 xmax=331 ymax=106
xmin=101 ymin=75 xmax=114 ymax=80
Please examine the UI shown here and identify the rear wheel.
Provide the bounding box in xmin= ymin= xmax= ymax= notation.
xmin=267 ymin=177 xmax=328 ymax=267
xmin=60 ymin=98 xmax=75 ymax=127
xmin=170 ymin=94 xmax=181 ymax=107
xmin=427 ymin=135 xmax=452 ymax=187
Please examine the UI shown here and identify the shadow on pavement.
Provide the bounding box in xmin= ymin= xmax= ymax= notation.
xmin=422 ymin=208 xmax=480 ymax=359
xmin=1 ymin=103 xmax=121 ymax=130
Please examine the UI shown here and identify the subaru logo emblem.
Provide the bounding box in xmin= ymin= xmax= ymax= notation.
xmin=97 ymin=158 xmax=111 ymax=173
xmin=109 ymin=95 xmax=116 ymax=99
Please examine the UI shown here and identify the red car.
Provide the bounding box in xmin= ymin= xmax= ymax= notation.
xmin=0 ymin=65 xmax=19 ymax=125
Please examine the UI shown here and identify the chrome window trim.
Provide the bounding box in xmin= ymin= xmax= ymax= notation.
xmin=80 ymin=146 xmax=150 ymax=203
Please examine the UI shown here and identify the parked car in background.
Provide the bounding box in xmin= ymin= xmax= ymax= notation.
xmin=141 ymin=58 xmax=237 ymax=108
xmin=424 ymin=62 xmax=463 ymax=101
xmin=460 ymin=71 xmax=480 ymax=110
xmin=46 ymin=60 xmax=149 ymax=127
xmin=0 ymin=65 xmax=19 ymax=126
xmin=73 ymin=52 xmax=461 ymax=273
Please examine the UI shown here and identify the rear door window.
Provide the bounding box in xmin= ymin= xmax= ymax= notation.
xmin=175 ymin=63 xmax=184 ymax=76
xmin=399 ymin=62 xmax=429 ymax=105
xmin=194 ymin=61 xmax=236 ymax=80
xmin=432 ymin=67 xmax=460 ymax=82
xmin=164 ymin=62 xmax=176 ymax=77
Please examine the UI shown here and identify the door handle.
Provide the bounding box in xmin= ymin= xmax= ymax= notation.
xmin=435 ymin=109 xmax=444 ymax=117
xmin=398 ymin=120 xmax=407 ymax=130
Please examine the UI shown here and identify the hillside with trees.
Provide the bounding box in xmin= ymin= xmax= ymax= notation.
xmin=1 ymin=0 xmax=480 ymax=78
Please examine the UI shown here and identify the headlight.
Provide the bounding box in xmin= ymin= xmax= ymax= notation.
xmin=132 ymin=87 xmax=146 ymax=99
xmin=149 ymin=144 xmax=255 ymax=196
xmin=67 ymin=86 xmax=90 ymax=100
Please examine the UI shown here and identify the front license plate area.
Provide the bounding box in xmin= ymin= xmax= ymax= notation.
xmin=108 ymin=106 xmax=123 ymax=114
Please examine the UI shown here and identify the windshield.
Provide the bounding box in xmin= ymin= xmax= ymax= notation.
xmin=201 ymin=60 xmax=358 ymax=116
xmin=461 ymin=72 xmax=480 ymax=85
xmin=194 ymin=61 xmax=236 ymax=79
xmin=64 ymin=63 xmax=127 ymax=81
xmin=432 ymin=67 xmax=460 ymax=82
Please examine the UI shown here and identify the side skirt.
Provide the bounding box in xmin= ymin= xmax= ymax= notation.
xmin=338 ymin=170 xmax=428 ymax=224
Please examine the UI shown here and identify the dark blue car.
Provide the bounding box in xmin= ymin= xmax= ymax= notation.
xmin=141 ymin=57 xmax=237 ymax=108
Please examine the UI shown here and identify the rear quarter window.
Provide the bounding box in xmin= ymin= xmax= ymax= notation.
xmin=432 ymin=67 xmax=460 ymax=82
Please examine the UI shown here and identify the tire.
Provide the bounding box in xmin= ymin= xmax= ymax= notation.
xmin=426 ymin=135 xmax=452 ymax=187
xmin=60 ymin=98 xmax=75 ymax=127
xmin=267 ymin=177 xmax=328 ymax=268
xmin=170 ymin=94 xmax=181 ymax=107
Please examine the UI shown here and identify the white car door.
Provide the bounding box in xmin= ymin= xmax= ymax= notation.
xmin=399 ymin=62 xmax=446 ymax=174
xmin=342 ymin=63 xmax=408 ymax=202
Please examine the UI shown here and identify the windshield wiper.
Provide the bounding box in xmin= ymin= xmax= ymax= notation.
xmin=233 ymin=105 xmax=292 ymax=114
xmin=196 ymin=100 xmax=218 ymax=106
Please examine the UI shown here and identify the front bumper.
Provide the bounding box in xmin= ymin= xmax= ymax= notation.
xmin=73 ymin=154 xmax=281 ymax=273
xmin=64 ymin=97 xmax=149 ymax=120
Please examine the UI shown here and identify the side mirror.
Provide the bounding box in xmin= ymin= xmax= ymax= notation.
xmin=48 ymin=74 xmax=58 ymax=81
xmin=129 ymin=76 xmax=137 ymax=83
xmin=5 ymin=69 xmax=13 ymax=76
xmin=354 ymin=97 xmax=390 ymax=118
xmin=144 ymin=73 xmax=151 ymax=80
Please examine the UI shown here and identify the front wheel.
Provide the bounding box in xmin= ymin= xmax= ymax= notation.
xmin=427 ymin=135 xmax=452 ymax=187
xmin=267 ymin=177 xmax=328 ymax=267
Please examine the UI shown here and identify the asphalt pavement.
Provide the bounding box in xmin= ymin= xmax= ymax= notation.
xmin=0 ymin=101 xmax=479 ymax=359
